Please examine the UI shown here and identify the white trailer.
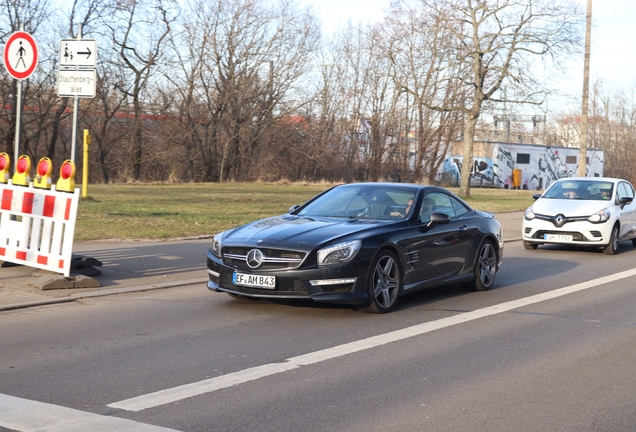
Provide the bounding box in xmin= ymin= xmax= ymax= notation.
xmin=440 ymin=142 xmax=605 ymax=190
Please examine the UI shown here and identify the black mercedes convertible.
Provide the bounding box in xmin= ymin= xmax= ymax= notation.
xmin=206 ymin=182 xmax=504 ymax=313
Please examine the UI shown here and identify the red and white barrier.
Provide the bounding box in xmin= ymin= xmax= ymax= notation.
xmin=0 ymin=181 xmax=79 ymax=276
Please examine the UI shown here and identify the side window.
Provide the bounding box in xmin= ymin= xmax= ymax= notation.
xmin=619 ymin=182 xmax=634 ymax=200
xmin=617 ymin=183 xmax=627 ymax=201
xmin=420 ymin=192 xmax=454 ymax=222
xmin=450 ymin=196 xmax=470 ymax=217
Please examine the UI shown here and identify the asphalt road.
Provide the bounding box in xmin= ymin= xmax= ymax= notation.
xmin=2 ymin=239 xmax=636 ymax=431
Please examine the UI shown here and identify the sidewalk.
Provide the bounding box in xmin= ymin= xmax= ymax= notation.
xmin=0 ymin=212 xmax=523 ymax=311
xmin=0 ymin=238 xmax=213 ymax=311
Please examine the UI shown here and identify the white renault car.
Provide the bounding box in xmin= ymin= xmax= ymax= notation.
xmin=522 ymin=177 xmax=636 ymax=255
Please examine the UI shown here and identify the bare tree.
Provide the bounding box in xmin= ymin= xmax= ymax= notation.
xmin=0 ymin=0 xmax=55 ymax=156
xmin=166 ymin=0 xmax=319 ymax=182
xmin=104 ymin=0 xmax=176 ymax=181
xmin=393 ymin=0 xmax=583 ymax=196
xmin=386 ymin=2 xmax=464 ymax=184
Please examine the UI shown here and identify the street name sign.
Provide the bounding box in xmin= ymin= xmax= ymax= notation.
xmin=57 ymin=69 xmax=96 ymax=98
xmin=59 ymin=39 xmax=97 ymax=68
xmin=3 ymin=31 xmax=38 ymax=80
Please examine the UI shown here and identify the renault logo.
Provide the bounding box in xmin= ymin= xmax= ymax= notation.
xmin=246 ymin=249 xmax=264 ymax=268
xmin=553 ymin=214 xmax=566 ymax=227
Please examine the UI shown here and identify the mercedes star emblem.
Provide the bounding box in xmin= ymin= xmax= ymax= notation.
xmin=246 ymin=249 xmax=264 ymax=268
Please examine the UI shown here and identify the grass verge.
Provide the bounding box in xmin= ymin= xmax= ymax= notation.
xmin=75 ymin=183 xmax=537 ymax=241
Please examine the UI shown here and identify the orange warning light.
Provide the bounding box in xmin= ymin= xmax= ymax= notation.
xmin=34 ymin=157 xmax=53 ymax=189
xmin=0 ymin=153 xmax=9 ymax=183
xmin=56 ymin=159 xmax=76 ymax=192
xmin=12 ymin=155 xmax=31 ymax=186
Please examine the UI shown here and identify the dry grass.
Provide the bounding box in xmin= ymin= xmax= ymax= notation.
xmin=75 ymin=182 xmax=537 ymax=241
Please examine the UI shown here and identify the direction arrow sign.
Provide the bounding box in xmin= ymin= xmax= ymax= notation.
xmin=3 ymin=31 xmax=38 ymax=80
xmin=59 ymin=39 xmax=97 ymax=68
xmin=57 ymin=69 xmax=96 ymax=98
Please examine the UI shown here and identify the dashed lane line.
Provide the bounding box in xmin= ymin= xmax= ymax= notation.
xmin=109 ymin=267 xmax=636 ymax=412
xmin=0 ymin=393 xmax=180 ymax=432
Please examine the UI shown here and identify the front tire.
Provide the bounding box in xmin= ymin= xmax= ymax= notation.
xmin=603 ymin=225 xmax=619 ymax=255
xmin=523 ymin=240 xmax=538 ymax=250
xmin=360 ymin=250 xmax=400 ymax=314
xmin=465 ymin=241 xmax=497 ymax=291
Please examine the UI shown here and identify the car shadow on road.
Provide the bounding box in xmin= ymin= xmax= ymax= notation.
xmin=218 ymin=254 xmax=580 ymax=315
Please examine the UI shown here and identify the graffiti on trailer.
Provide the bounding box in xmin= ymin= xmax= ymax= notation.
xmin=440 ymin=145 xmax=605 ymax=190
xmin=442 ymin=156 xmax=496 ymax=186
xmin=493 ymin=147 xmax=516 ymax=187
xmin=545 ymin=147 xmax=573 ymax=179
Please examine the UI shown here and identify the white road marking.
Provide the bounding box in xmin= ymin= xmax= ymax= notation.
xmin=0 ymin=393 xmax=180 ymax=431
xmin=109 ymin=267 xmax=636 ymax=412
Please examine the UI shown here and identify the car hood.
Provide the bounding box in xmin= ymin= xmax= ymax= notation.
xmin=222 ymin=215 xmax=382 ymax=248
xmin=532 ymin=198 xmax=611 ymax=217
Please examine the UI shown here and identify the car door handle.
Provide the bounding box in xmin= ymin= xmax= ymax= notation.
xmin=458 ymin=225 xmax=469 ymax=233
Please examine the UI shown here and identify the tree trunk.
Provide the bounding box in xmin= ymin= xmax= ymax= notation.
xmin=46 ymin=98 xmax=70 ymax=159
xmin=459 ymin=115 xmax=478 ymax=197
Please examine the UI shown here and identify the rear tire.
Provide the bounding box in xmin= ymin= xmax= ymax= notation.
xmin=360 ymin=250 xmax=400 ymax=314
xmin=603 ymin=225 xmax=619 ymax=255
xmin=523 ymin=241 xmax=538 ymax=250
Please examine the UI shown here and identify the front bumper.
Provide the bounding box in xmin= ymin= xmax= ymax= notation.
xmin=522 ymin=218 xmax=611 ymax=246
xmin=206 ymin=250 xmax=371 ymax=305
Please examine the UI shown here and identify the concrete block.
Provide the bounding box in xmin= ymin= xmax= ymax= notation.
xmin=28 ymin=274 xmax=101 ymax=290
xmin=72 ymin=274 xmax=102 ymax=288
xmin=28 ymin=275 xmax=74 ymax=290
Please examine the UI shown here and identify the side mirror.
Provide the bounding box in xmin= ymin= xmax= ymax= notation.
xmin=430 ymin=212 xmax=450 ymax=224
xmin=420 ymin=212 xmax=450 ymax=230
xmin=532 ymin=194 xmax=541 ymax=201
xmin=620 ymin=197 xmax=633 ymax=209
xmin=288 ymin=205 xmax=300 ymax=214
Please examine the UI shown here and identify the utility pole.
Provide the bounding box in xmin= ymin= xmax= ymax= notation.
xmin=578 ymin=0 xmax=592 ymax=177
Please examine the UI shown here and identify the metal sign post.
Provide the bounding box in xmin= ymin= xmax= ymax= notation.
xmin=57 ymin=25 xmax=97 ymax=163
xmin=13 ymin=79 xmax=22 ymax=163
xmin=71 ymin=96 xmax=79 ymax=162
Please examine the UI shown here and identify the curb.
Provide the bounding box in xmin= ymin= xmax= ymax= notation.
xmin=0 ymin=278 xmax=208 ymax=312
xmin=2 ymin=238 xmax=522 ymax=312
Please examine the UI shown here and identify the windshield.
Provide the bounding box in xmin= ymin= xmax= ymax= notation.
xmin=543 ymin=180 xmax=614 ymax=201
xmin=298 ymin=185 xmax=416 ymax=220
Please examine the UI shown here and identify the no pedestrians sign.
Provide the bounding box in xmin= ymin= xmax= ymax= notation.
xmin=3 ymin=31 xmax=38 ymax=80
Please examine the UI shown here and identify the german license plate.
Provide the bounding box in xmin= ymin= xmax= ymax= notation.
xmin=233 ymin=272 xmax=276 ymax=289
xmin=545 ymin=234 xmax=573 ymax=242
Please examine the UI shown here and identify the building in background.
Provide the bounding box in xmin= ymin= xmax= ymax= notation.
xmin=439 ymin=141 xmax=604 ymax=190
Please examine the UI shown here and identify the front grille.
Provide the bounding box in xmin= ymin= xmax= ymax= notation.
xmin=222 ymin=247 xmax=306 ymax=271
xmin=531 ymin=230 xmax=589 ymax=241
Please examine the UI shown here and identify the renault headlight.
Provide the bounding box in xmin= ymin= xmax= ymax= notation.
xmin=587 ymin=208 xmax=610 ymax=223
xmin=524 ymin=207 xmax=536 ymax=220
xmin=210 ymin=232 xmax=224 ymax=257
xmin=317 ymin=240 xmax=361 ymax=266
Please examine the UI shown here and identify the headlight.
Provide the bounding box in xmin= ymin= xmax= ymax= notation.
xmin=317 ymin=240 xmax=361 ymax=266
xmin=210 ymin=232 xmax=224 ymax=257
xmin=524 ymin=207 xmax=535 ymax=220
xmin=587 ymin=208 xmax=610 ymax=223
